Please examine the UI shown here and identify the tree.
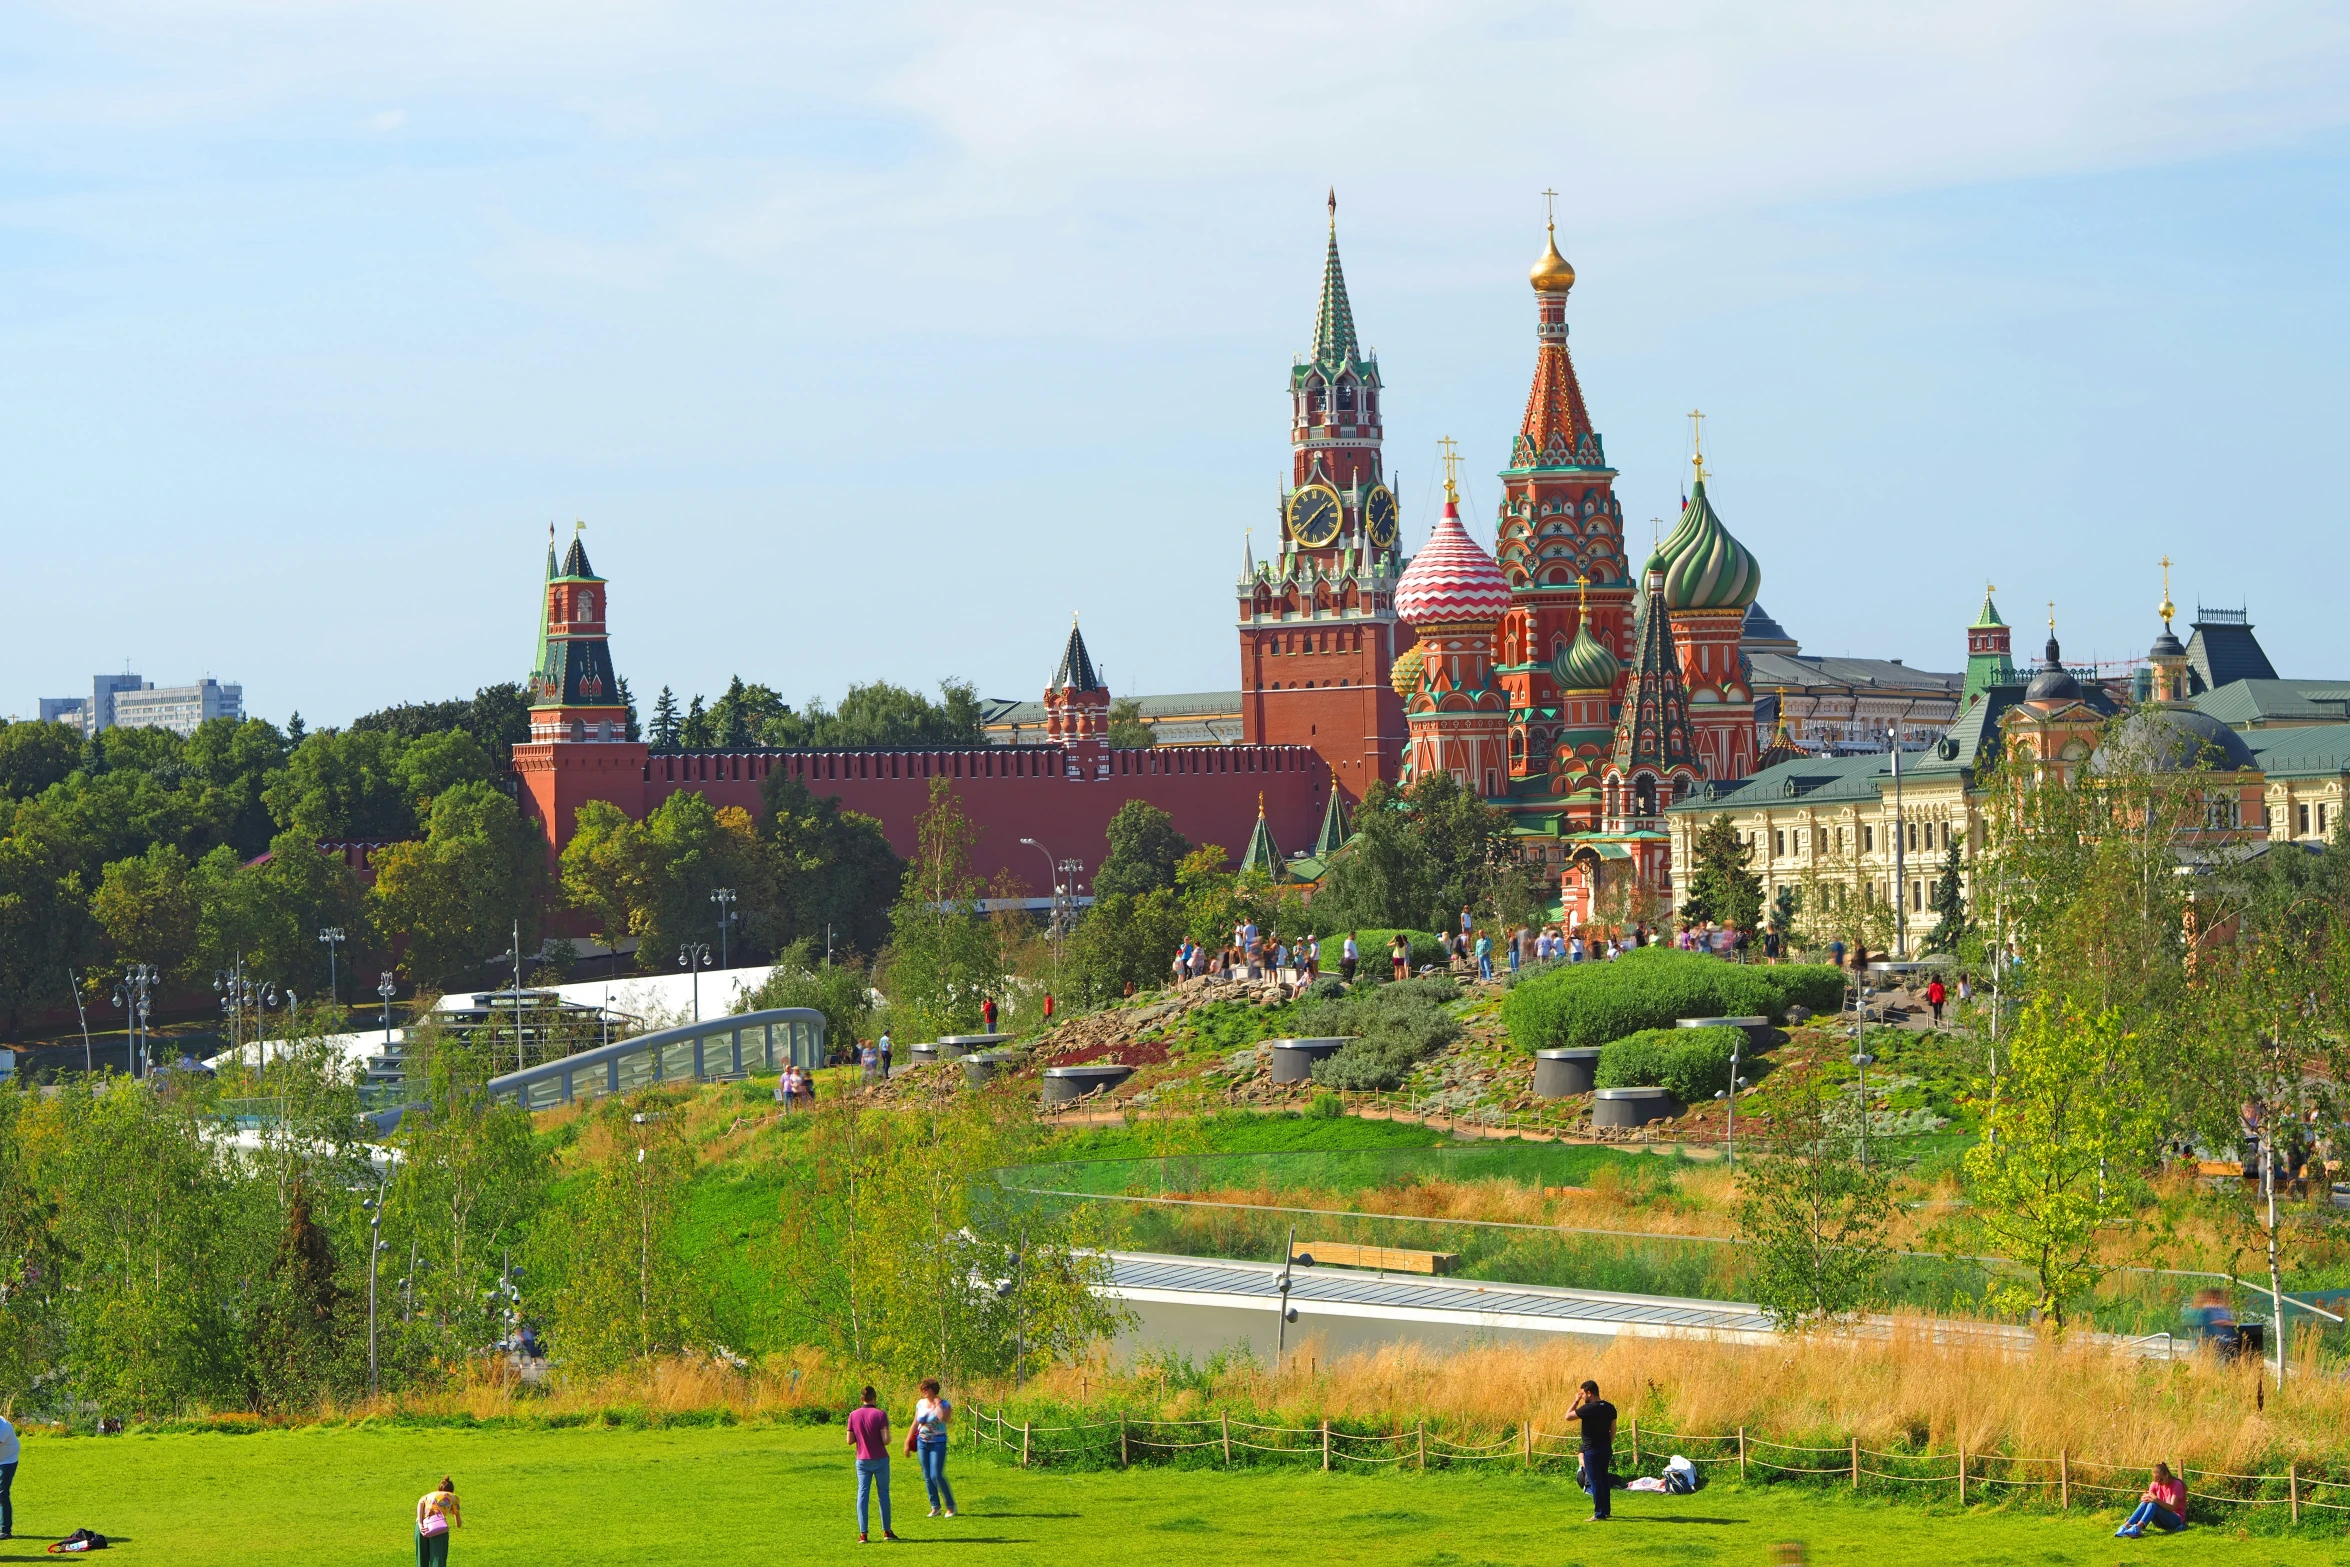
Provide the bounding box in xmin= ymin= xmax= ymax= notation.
xmin=349 ymin=684 xmax=531 ymax=751
xmin=559 ymin=800 xmax=653 ymax=956
xmin=1065 ymin=889 xmax=1189 ymax=1004
xmin=1680 ymin=813 xmax=1764 ymax=931
xmin=1093 ymin=801 xmax=1189 ymax=898
xmin=760 ymin=774 xmax=902 ymax=957
xmin=1924 ymin=841 xmax=1968 ymax=955
xmin=262 ymin=729 xmax=415 ymax=842
xmin=192 ymin=828 xmax=367 ymax=990
xmin=528 ymin=1094 xmax=700 ymax=1376
xmin=1733 ymin=1068 xmax=1897 ymax=1328
xmin=1106 ymin=697 xmax=1155 ymax=749
xmin=880 ymin=779 xmax=1004 ymax=1039
xmin=0 ymin=721 xmax=83 ymax=799
xmin=0 ymin=809 xmax=93 ymax=1031
xmin=678 ymin=695 xmax=712 ymax=749
xmin=390 ymin=729 xmax=499 ymax=817
xmin=370 ymin=781 xmax=547 ymax=985
xmin=1314 ymin=773 xmax=1512 ymax=932
xmin=92 ymin=843 xmax=201 ymax=980
xmin=1963 ymin=997 xmax=2162 ymax=1325
xmin=649 ymin=687 xmax=682 ymax=750
xmin=558 ymin=792 xmax=771 ymax=970
xmin=251 ymin=1181 xmax=341 ymax=1410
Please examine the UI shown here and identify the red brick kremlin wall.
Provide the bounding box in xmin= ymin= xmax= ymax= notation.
xmin=515 ymin=739 xmax=1330 ymax=892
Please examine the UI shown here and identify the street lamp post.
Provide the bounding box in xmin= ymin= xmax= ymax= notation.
xmin=318 ymin=927 xmax=345 ymax=1007
xmin=1017 ymin=837 xmax=1061 ymax=940
xmin=378 ymin=971 xmax=398 ymax=1055
xmin=115 ymin=963 xmax=158 ymax=1078
xmin=710 ymin=888 xmax=737 ymax=971
xmin=363 ymin=1183 xmax=385 ymax=1398
xmin=65 ymin=968 xmax=93 ymax=1073
xmin=1712 ymin=1033 xmax=1751 ymax=1167
xmin=679 ymin=942 xmax=711 ymax=1022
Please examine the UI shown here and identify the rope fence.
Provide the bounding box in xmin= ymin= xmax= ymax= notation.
xmin=967 ymin=1406 xmax=2350 ymax=1526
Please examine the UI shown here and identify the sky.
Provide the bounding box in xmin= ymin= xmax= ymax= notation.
xmin=4 ymin=1 xmax=2348 ymax=725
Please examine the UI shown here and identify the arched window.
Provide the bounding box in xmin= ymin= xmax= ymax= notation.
xmin=1307 ymin=377 xmax=1326 ymax=415
xmin=580 ymin=590 xmax=595 ymax=620
xmin=1337 ymin=379 xmax=1355 ymax=411
xmin=1635 ymin=775 xmax=1656 ymax=816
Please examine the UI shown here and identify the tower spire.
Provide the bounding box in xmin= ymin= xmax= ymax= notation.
xmin=1312 ymin=197 xmax=1359 ymax=365
xmin=2158 ymin=555 xmax=2176 ymax=630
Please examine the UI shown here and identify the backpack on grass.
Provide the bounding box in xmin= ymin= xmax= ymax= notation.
xmin=49 ymin=1528 xmax=110 ymax=1553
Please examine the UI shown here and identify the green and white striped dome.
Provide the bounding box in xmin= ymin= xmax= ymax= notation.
xmin=1553 ymin=620 xmax=1620 ymax=692
xmin=1656 ymin=477 xmax=1760 ymax=612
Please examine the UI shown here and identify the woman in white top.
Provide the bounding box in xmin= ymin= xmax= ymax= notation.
xmin=910 ymin=1378 xmax=956 ymax=1518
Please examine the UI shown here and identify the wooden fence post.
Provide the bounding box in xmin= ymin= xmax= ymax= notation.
xmin=1630 ymin=1418 xmax=1640 ymax=1469
xmin=2291 ymin=1463 xmax=2299 ymax=1525
xmin=1957 ymin=1441 xmax=1965 ymax=1507
xmin=1120 ymin=1416 xmax=1129 ymax=1469
xmin=1221 ymin=1411 xmax=1232 ymax=1466
xmin=1418 ymin=1421 xmax=1427 ymax=1471
xmin=1021 ymin=1421 xmax=1032 ymax=1469
xmin=1322 ymin=1419 xmax=1332 ymax=1472
xmin=1738 ymin=1427 xmax=1747 ymax=1481
xmin=1850 ymin=1438 xmax=1859 ymax=1491
xmin=1525 ymin=1418 xmax=1534 ymax=1468
xmin=2059 ymin=1449 xmax=2068 ymax=1511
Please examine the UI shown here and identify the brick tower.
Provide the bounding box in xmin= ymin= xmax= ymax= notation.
xmin=529 ymin=526 xmax=630 ymax=744
xmin=1493 ymin=214 xmax=1635 ymax=801
xmin=1042 ymin=616 xmax=1110 ymax=780
xmin=1961 ymin=585 xmax=2016 ymax=712
xmin=514 ymin=526 xmax=652 ymax=863
xmin=1395 ymin=466 xmax=1513 ymax=798
xmin=1239 ymin=192 xmax=1410 ymax=801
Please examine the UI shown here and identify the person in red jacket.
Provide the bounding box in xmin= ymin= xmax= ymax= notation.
xmin=1925 ymin=975 xmax=1948 ymax=1026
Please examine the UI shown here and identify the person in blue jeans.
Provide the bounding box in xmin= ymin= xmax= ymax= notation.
xmin=2117 ymin=1464 xmax=2186 ymax=1538
xmin=0 ymin=1409 xmax=18 ymax=1539
xmin=846 ymin=1385 xmax=897 ymax=1543
xmin=910 ymin=1378 xmax=957 ymax=1517
xmin=1475 ymin=933 xmax=1493 ymax=981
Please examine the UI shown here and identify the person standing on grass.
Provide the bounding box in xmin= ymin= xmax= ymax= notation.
xmin=849 ymin=1385 xmax=898 ymax=1543
xmin=1567 ymin=1381 xmax=1617 ymax=1521
xmin=0 ymin=1409 xmax=17 ymax=1540
xmin=909 ymin=1377 xmax=957 ymax=1518
xmin=414 ymin=1476 xmax=461 ymax=1567
xmin=1474 ymin=931 xmax=1493 ymax=981
xmin=2116 ymin=1463 xmax=2186 ymax=1537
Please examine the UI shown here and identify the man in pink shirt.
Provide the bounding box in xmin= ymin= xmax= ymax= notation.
xmin=847 ymin=1385 xmax=897 ymax=1542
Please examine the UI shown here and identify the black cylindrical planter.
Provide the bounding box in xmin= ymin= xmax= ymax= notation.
xmin=962 ymin=1049 xmax=1020 ymax=1086
xmin=939 ymin=1033 xmax=1017 ymax=1056
xmin=1592 ymin=1086 xmax=1679 ymax=1128
xmin=1266 ymin=1037 xmax=1353 ymax=1085
xmin=909 ymin=1041 xmax=941 ymax=1065
xmin=1040 ymin=1063 xmax=1133 ymax=1104
xmin=1533 ymin=1047 xmax=1603 ymax=1097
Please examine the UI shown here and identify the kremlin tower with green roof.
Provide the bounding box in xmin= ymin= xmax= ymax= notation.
xmin=1962 ymin=586 xmax=2016 ymax=712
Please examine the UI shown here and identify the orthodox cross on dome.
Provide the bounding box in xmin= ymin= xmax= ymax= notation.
xmin=1688 ymin=409 xmax=1708 ymax=483
xmin=1541 ymin=187 xmax=1557 ymax=225
xmin=2158 ymin=555 xmax=2176 ymax=628
xmin=1438 ymin=435 xmax=1462 ymax=501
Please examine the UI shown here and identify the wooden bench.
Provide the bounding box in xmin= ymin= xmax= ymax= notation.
xmin=1291 ymin=1239 xmax=1460 ymax=1275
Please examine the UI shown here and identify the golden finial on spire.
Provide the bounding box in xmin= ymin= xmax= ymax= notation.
xmin=1529 ymin=192 xmax=1575 ymax=292
xmin=2048 ymin=600 xmax=2057 ymax=635
xmin=1438 ymin=436 xmax=1461 ymax=502
xmin=2158 ymin=555 xmax=2176 ymax=628
xmin=1327 ymin=187 xmax=1336 ymax=231
xmin=1688 ymin=409 xmax=1708 ymax=483
xmin=1257 ymin=790 xmax=1266 ymax=816
xmin=1576 ymin=572 xmax=1590 ymax=614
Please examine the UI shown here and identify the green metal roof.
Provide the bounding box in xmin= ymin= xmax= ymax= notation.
xmin=2193 ymin=680 xmax=2350 ymax=730
xmin=2249 ymin=723 xmax=2350 ymax=779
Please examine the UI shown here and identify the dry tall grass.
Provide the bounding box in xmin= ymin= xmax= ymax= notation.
xmin=1019 ymin=1322 xmax=2350 ymax=1476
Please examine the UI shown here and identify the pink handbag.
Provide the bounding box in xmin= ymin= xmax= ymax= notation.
xmin=420 ymin=1509 xmax=451 ymax=1538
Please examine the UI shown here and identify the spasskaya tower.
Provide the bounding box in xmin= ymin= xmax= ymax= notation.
xmin=1237 ymin=192 xmax=1411 ymax=800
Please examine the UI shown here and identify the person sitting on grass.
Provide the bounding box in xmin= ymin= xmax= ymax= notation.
xmin=2115 ymin=1463 xmax=2186 ymax=1538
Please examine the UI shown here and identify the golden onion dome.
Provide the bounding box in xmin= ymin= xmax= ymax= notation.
xmin=1389 ymin=643 xmax=1425 ymax=699
xmin=1529 ymin=224 xmax=1576 ymax=293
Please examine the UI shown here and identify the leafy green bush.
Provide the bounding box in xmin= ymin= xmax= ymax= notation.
xmin=1501 ymin=948 xmax=1841 ymax=1053
xmin=1344 ymin=929 xmax=1448 ymax=975
xmin=1296 ymin=980 xmax=1464 ymax=1091
xmin=1594 ymin=1026 xmax=1742 ymax=1101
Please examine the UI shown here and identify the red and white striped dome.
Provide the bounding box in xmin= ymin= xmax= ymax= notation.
xmin=1395 ymin=495 xmax=1511 ymax=626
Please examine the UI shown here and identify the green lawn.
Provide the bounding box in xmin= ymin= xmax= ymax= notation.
xmin=17 ymin=1422 xmax=2348 ymax=1566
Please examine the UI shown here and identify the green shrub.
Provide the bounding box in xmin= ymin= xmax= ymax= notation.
xmin=1346 ymin=929 xmax=1448 ymax=975
xmin=1594 ymin=1025 xmax=1742 ymax=1101
xmin=1501 ymin=948 xmax=1841 ymax=1053
xmin=1309 ymin=1092 xmax=1343 ymax=1119
xmin=1297 ymin=980 xmax=1463 ymax=1091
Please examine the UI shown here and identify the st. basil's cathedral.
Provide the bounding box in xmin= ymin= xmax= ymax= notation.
xmin=1241 ymin=200 xmax=1767 ymax=926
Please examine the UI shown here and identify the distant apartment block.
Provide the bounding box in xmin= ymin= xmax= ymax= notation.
xmin=40 ymin=674 xmax=244 ymax=738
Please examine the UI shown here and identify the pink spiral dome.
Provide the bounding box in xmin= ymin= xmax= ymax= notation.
xmin=1395 ymin=493 xmax=1512 ymax=626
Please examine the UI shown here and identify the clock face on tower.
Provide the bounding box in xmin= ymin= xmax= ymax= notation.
xmin=1287 ymin=484 xmax=1342 ymax=548
xmin=1364 ymin=485 xmax=1398 ymax=550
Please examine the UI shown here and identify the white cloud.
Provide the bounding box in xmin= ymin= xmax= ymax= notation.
xmin=364 ymin=106 xmax=405 ymax=132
